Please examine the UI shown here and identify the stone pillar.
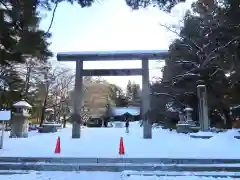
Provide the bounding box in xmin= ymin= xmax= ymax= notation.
xmin=197 ymin=85 xmax=209 ymax=131
xmin=0 ymin=121 xmax=4 ymax=149
xmin=10 ymin=100 xmax=32 ymax=138
xmin=141 ymin=58 xmax=152 ymax=139
xmin=72 ymin=60 xmax=83 ymax=138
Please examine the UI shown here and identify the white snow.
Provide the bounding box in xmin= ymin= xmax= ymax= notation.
xmin=0 ymin=122 xmax=240 ymax=158
xmin=125 ymin=175 xmax=233 ymax=180
xmin=184 ymin=107 xmax=193 ymax=111
xmin=0 ymin=171 xmax=121 ymax=180
xmin=0 ymin=171 xmax=236 ymax=180
xmin=123 ymin=170 xmax=240 ymax=177
xmin=167 ymin=107 xmax=178 ymax=112
xmin=190 ymin=131 xmax=216 ymax=137
xmin=13 ymin=100 xmax=32 ymax=108
xmin=57 ymin=50 xmax=168 ymax=56
xmin=197 ymin=85 xmax=206 ymax=88
xmin=3 ymin=162 xmax=240 ymax=167
xmin=42 ymin=123 xmax=62 ymax=126
xmin=45 ymin=108 xmax=54 ymax=112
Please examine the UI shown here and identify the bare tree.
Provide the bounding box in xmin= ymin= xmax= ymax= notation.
xmin=47 ymin=68 xmax=74 ymax=123
xmin=35 ymin=65 xmax=74 ymax=126
xmin=14 ymin=59 xmax=51 ymax=99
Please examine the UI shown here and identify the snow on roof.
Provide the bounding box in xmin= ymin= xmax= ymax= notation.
xmin=197 ymin=85 xmax=206 ymax=88
xmin=57 ymin=50 xmax=168 ymax=61
xmin=111 ymin=107 xmax=140 ymax=116
xmin=45 ymin=108 xmax=54 ymax=112
xmin=184 ymin=107 xmax=193 ymax=111
xmin=13 ymin=100 xmax=32 ymax=108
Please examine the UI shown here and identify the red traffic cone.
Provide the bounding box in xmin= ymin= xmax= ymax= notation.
xmin=119 ymin=137 xmax=125 ymax=155
xmin=54 ymin=136 xmax=61 ymax=154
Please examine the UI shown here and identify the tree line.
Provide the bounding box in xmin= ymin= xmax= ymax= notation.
xmin=2 ymin=0 xmax=238 ymax=128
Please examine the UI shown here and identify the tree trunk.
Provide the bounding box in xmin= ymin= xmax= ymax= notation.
xmin=222 ymin=106 xmax=232 ymax=129
xmin=0 ymin=86 xmax=6 ymax=109
xmin=63 ymin=114 xmax=67 ymax=128
xmin=23 ymin=66 xmax=31 ymax=99
xmin=40 ymin=96 xmax=47 ymax=127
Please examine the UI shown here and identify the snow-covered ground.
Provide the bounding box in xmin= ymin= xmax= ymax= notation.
xmin=0 ymin=121 xmax=240 ymax=158
xmin=0 ymin=171 xmax=236 ymax=180
xmin=0 ymin=171 xmax=120 ymax=180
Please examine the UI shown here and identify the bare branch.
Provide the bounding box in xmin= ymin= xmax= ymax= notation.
xmin=46 ymin=96 xmax=69 ymax=109
xmin=159 ymin=23 xmax=204 ymax=54
xmin=0 ymin=1 xmax=10 ymax=11
xmin=175 ymin=60 xmax=199 ymax=68
xmin=45 ymin=1 xmax=59 ymax=34
xmin=151 ymin=92 xmax=176 ymax=99
xmin=202 ymin=36 xmax=240 ymax=67
xmin=210 ymin=67 xmax=222 ymax=77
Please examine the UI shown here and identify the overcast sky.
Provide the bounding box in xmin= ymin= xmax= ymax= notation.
xmin=39 ymin=0 xmax=193 ymax=88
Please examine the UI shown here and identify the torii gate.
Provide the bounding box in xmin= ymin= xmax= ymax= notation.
xmin=57 ymin=50 xmax=168 ymax=139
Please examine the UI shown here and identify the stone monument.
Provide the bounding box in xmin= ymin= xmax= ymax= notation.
xmin=197 ymin=85 xmax=210 ymax=131
xmin=10 ymin=100 xmax=32 ymax=138
xmin=190 ymin=84 xmax=213 ymax=139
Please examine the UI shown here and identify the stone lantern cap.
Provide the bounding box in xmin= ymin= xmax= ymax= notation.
xmin=184 ymin=107 xmax=193 ymax=111
xmin=13 ymin=100 xmax=32 ymax=108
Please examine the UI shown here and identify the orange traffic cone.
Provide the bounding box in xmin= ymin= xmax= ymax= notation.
xmin=119 ymin=137 xmax=125 ymax=155
xmin=54 ymin=136 xmax=61 ymax=154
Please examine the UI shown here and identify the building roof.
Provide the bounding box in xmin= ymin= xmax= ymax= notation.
xmin=57 ymin=50 xmax=168 ymax=61
xmin=110 ymin=107 xmax=140 ymax=116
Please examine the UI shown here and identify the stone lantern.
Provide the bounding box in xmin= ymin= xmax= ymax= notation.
xmin=178 ymin=111 xmax=185 ymax=124
xmin=45 ymin=108 xmax=54 ymax=123
xmin=177 ymin=107 xmax=198 ymax=133
xmin=176 ymin=110 xmax=188 ymax=133
xmin=10 ymin=100 xmax=32 ymax=138
xmin=184 ymin=107 xmax=195 ymax=126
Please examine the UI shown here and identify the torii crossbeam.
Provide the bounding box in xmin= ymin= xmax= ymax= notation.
xmin=57 ymin=50 xmax=168 ymax=139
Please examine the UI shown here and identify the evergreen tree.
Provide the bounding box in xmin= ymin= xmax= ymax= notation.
xmin=125 ymin=0 xmax=186 ymax=11
xmin=151 ymin=0 xmax=240 ymax=128
xmin=0 ymin=0 xmax=52 ymax=66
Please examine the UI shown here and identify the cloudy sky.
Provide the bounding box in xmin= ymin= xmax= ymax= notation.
xmin=39 ymin=0 xmax=193 ymax=88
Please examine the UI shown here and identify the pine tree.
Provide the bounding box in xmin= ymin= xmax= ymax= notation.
xmin=0 ymin=0 xmax=52 ymax=66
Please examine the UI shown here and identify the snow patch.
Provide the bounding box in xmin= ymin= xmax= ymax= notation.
xmin=190 ymin=131 xmax=215 ymax=137
xmin=0 ymin=122 xmax=240 ymax=159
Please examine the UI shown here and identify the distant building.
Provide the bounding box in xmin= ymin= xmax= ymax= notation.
xmin=108 ymin=107 xmax=140 ymax=121
xmin=84 ymin=106 xmax=140 ymax=127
